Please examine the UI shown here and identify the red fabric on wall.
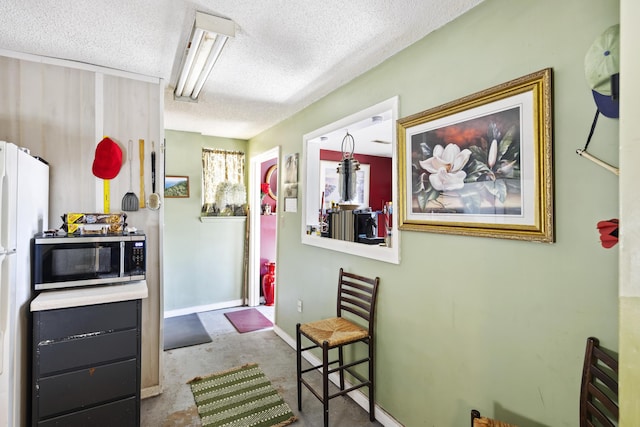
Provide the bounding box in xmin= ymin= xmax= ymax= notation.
xmin=320 ymin=150 xmax=392 ymax=211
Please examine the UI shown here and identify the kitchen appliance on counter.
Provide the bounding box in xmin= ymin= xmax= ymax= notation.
xmin=31 ymin=232 xmax=146 ymax=291
xmin=0 ymin=141 xmax=49 ymax=427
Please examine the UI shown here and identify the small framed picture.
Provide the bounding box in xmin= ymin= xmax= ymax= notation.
xmin=165 ymin=175 xmax=189 ymax=198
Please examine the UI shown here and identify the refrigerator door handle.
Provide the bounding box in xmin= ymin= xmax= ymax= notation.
xmin=0 ymin=143 xmax=5 ymax=254
xmin=0 ymin=252 xmax=6 ymax=374
xmin=0 ymin=142 xmax=17 ymax=255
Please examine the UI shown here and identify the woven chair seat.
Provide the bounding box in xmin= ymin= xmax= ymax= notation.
xmin=299 ymin=317 xmax=369 ymax=348
xmin=474 ymin=418 xmax=517 ymax=427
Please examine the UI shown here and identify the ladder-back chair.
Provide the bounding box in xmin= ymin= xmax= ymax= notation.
xmin=296 ymin=268 xmax=380 ymax=427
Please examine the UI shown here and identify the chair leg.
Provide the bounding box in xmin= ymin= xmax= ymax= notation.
xmin=338 ymin=346 xmax=345 ymax=390
xmin=323 ymin=341 xmax=329 ymax=427
xmin=369 ymin=338 xmax=375 ymax=422
xmin=296 ymin=323 xmax=302 ymax=411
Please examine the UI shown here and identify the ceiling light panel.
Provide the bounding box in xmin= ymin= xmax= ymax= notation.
xmin=174 ymin=12 xmax=235 ymax=101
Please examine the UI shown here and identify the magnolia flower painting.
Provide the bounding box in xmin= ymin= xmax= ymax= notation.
xmin=410 ymin=107 xmax=522 ymax=215
xmin=398 ymin=68 xmax=553 ymax=242
xmin=419 ymin=143 xmax=472 ymax=192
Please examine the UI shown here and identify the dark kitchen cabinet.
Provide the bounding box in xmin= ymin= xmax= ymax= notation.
xmin=31 ymin=299 xmax=141 ymax=427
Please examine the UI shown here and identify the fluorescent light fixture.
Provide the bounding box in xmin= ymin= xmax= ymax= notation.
xmin=174 ymin=12 xmax=235 ymax=101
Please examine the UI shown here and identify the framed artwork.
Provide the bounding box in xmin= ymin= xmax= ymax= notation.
xmin=283 ymin=153 xmax=299 ymax=198
xmin=165 ymin=175 xmax=190 ymax=198
xmin=320 ymin=160 xmax=370 ymax=210
xmin=397 ymin=68 xmax=553 ymax=242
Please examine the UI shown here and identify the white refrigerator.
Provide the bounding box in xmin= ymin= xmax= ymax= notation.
xmin=0 ymin=142 xmax=49 ymax=427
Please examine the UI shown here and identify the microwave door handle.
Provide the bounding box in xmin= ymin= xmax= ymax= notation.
xmin=95 ymin=247 xmax=100 ymax=274
xmin=120 ymin=241 xmax=125 ymax=277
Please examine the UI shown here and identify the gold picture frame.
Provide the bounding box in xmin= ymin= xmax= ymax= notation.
xmin=265 ymin=164 xmax=277 ymax=200
xmin=397 ymin=68 xmax=553 ymax=242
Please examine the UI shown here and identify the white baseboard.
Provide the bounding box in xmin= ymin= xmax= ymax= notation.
xmin=273 ymin=325 xmax=403 ymax=427
xmin=141 ymin=384 xmax=162 ymax=399
xmin=164 ymin=300 xmax=244 ymax=318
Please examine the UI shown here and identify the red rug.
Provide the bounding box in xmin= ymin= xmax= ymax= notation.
xmin=224 ymin=308 xmax=273 ymax=333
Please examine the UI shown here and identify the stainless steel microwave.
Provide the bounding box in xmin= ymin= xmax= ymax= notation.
xmin=31 ymin=233 xmax=146 ymax=290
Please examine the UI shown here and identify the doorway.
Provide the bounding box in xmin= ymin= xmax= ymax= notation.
xmin=249 ymin=148 xmax=280 ymax=309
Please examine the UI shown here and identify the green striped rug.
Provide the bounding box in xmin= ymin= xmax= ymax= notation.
xmin=188 ymin=363 xmax=297 ymax=427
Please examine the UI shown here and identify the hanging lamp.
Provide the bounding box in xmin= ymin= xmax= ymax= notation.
xmin=336 ymin=131 xmax=361 ymax=207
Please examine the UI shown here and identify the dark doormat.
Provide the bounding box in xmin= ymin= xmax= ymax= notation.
xmin=164 ymin=313 xmax=212 ymax=351
xmin=224 ymin=308 xmax=273 ymax=333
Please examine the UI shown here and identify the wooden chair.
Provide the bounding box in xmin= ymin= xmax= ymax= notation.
xmin=471 ymin=409 xmax=518 ymax=427
xmin=296 ymin=268 xmax=380 ymax=427
xmin=580 ymin=336 xmax=618 ymax=427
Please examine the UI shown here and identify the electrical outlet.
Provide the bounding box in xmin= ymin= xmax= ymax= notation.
xmin=297 ymin=299 xmax=303 ymax=313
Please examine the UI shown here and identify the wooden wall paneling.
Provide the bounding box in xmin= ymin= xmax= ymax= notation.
xmin=1 ymin=52 xmax=163 ymax=397
xmin=103 ymin=74 xmax=162 ymax=395
xmin=36 ymin=63 xmax=96 ymax=224
xmin=8 ymin=59 xmax=96 ymax=226
xmin=0 ymin=56 xmax=21 ymax=142
xmin=15 ymin=61 xmax=46 ymax=157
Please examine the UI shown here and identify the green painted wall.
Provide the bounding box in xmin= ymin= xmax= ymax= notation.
xmin=163 ymin=130 xmax=248 ymax=313
xmin=249 ymin=0 xmax=619 ymax=425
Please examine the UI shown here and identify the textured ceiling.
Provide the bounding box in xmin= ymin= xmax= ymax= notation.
xmin=0 ymin=0 xmax=483 ymax=140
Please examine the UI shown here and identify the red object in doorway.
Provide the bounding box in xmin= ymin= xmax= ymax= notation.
xmin=262 ymin=262 xmax=276 ymax=306
xmin=597 ymin=218 xmax=619 ymax=248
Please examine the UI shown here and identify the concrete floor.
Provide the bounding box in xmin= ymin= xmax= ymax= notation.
xmin=141 ymin=306 xmax=382 ymax=427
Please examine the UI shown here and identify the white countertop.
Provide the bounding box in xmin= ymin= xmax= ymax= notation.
xmin=30 ymin=280 xmax=148 ymax=312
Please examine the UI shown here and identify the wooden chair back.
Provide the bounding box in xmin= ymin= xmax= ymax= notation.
xmin=580 ymin=337 xmax=618 ymax=427
xmin=336 ymin=267 xmax=380 ymax=335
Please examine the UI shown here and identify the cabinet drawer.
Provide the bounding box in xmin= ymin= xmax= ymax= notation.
xmin=38 ymin=329 xmax=138 ymax=375
xmin=37 ymin=359 xmax=137 ymax=419
xmin=36 ymin=300 xmax=138 ymax=341
xmin=37 ymin=396 xmax=137 ymax=427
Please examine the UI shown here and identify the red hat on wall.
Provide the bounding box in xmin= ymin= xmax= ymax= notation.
xmin=597 ymin=218 xmax=619 ymax=249
xmin=92 ymin=137 xmax=122 ymax=179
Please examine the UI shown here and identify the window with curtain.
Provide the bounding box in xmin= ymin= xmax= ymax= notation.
xmin=202 ymin=148 xmax=246 ymax=216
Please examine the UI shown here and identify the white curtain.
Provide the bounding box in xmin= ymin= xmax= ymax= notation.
xmin=202 ymin=148 xmax=245 ymax=209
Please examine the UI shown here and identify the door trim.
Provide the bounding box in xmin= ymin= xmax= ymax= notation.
xmin=248 ymin=147 xmax=280 ymax=307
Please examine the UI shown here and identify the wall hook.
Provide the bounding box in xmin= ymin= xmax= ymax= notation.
xmin=576 ymin=148 xmax=619 ymax=176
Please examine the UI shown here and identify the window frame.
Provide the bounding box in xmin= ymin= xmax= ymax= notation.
xmin=201 ymin=148 xmax=246 ymax=216
xmin=301 ymin=96 xmax=400 ymax=264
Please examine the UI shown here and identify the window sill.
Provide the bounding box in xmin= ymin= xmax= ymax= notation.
xmin=301 ymin=233 xmax=399 ymax=264
xmin=199 ymin=216 xmax=247 ymax=223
